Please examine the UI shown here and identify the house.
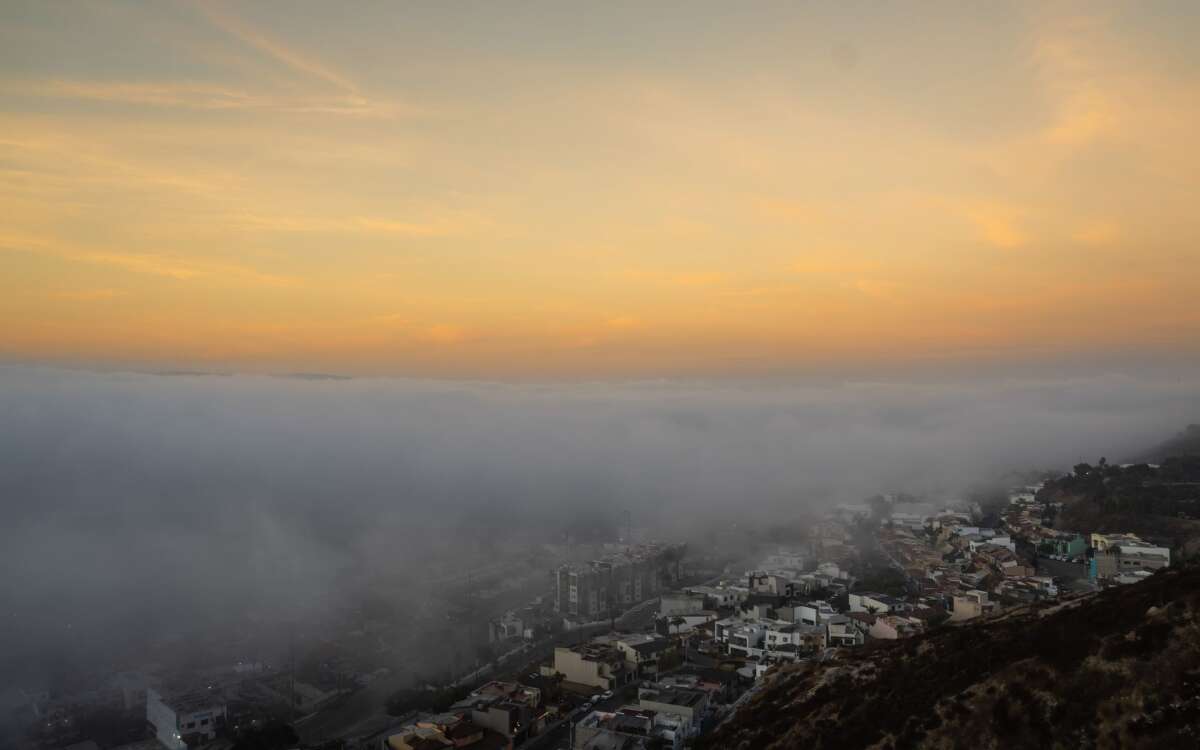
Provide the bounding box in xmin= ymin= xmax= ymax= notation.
xmin=488 ymin=614 xmax=524 ymax=643
xmin=1088 ymin=534 xmax=1170 ymax=580
xmin=889 ymin=512 xmax=928 ymax=532
xmin=738 ymin=598 xmax=776 ymax=620
xmin=146 ymin=688 xmax=226 ymax=750
xmin=385 ymin=716 xmax=511 ymax=750
xmin=451 ymin=683 xmax=542 ymax=742
xmin=848 ymin=592 xmax=898 ymax=614
xmin=659 ymin=592 xmax=706 ymax=617
xmin=1038 ymin=533 xmax=1087 ymax=558
xmin=868 ymin=615 xmax=925 ymax=640
xmin=825 ymin=615 xmax=864 ymax=647
xmin=573 ymin=707 xmax=680 ymax=750
xmin=993 ymin=576 xmax=1059 ymax=603
xmin=685 ymin=585 xmax=747 ymax=609
xmin=1096 ymin=533 xmax=1170 ymax=567
xmin=657 ymin=611 xmax=717 ymax=637
xmin=764 ymin=622 xmax=825 ymax=658
xmin=385 ymin=724 xmax=452 ymax=750
xmin=1091 ymin=532 xmax=1146 ymax=553
xmin=747 ymin=571 xmax=792 ymax=596
xmin=949 ymin=590 xmax=990 ymax=622
xmin=724 ymin=623 xmax=766 ymax=657
xmin=974 ymin=535 xmax=1015 ymax=553
xmin=464 ymin=696 xmax=534 ymax=743
xmin=552 ymin=643 xmax=627 ymax=691
xmin=791 ymin=600 xmax=838 ymax=626
xmin=976 ymin=547 xmax=1034 ymax=577
xmin=467 ymin=681 xmax=541 ymax=710
xmin=636 ymin=684 xmax=709 ymax=731
xmin=654 ymin=672 xmax=735 ymax=704
xmin=615 ymin=634 xmax=673 ymax=679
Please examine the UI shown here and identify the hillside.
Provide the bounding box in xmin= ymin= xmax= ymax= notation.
xmin=701 ymin=566 xmax=1200 ymax=750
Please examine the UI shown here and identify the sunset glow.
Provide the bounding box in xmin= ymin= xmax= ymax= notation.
xmin=3 ymin=2 xmax=1199 ymax=376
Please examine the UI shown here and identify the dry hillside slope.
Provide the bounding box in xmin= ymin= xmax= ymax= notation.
xmin=702 ymin=566 xmax=1200 ymax=749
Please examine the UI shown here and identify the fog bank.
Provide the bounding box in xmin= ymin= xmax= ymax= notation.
xmin=0 ymin=364 xmax=1196 ymax=685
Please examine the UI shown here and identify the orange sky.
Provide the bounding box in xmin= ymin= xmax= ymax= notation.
xmin=2 ymin=2 xmax=1198 ymax=376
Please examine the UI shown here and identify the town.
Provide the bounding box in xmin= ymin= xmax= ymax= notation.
xmin=2 ymin=468 xmax=1178 ymax=750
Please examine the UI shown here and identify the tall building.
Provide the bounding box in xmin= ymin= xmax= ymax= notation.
xmin=554 ymin=543 xmax=682 ymax=621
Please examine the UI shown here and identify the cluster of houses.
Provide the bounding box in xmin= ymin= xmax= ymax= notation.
xmin=1000 ymin=486 xmax=1171 ymax=587
xmin=649 ymin=542 xmax=951 ymax=682
xmin=881 ymin=520 xmax=1057 ymax=613
xmin=383 ymin=680 xmax=546 ymax=750
xmin=530 ymin=632 xmax=732 ymax=749
xmin=373 ymin=500 xmax=1182 ymax=750
xmin=570 ymin=674 xmax=716 ymax=750
xmin=17 ymin=491 xmax=1183 ymax=750
xmin=876 ymin=485 xmax=1176 ymax=626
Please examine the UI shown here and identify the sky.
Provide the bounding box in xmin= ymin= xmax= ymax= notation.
xmin=2 ymin=1 xmax=1199 ymax=377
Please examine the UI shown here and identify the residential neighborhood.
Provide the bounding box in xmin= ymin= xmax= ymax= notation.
xmin=3 ymin=477 xmax=1186 ymax=750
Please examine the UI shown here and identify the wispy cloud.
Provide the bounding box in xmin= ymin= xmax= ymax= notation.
xmin=1072 ymin=220 xmax=1120 ymax=247
xmin=755 ymin=199 xmax=825 ymax=224
xmin=1 ymin=233 xmax=299 ymax=287
xmin=419 ymin=324 xmax=468 ymax=345
xmin=51 ymin=288 xmax=125 ymax=301
xmin=792 ymin=257 xmax=881 ymax=276
xmin=965 ymin=204 xmax=1027 ymax=249
xmin=605 ymin=315 xmax=641 ymax=330
xmin=4 ymin=79 xmax=384 ymax=117
xmin=78 ymin=251 xmax=299 ymax=287
xmin=621 ymin=269 xmax=727 ymax=288
xmin=232 ymin=213 xmax=474 ymax=237
xmin=842 ymin=278 xmax=900 ymax=299
xmin=194 ymin=3 xmax=361 ymax=95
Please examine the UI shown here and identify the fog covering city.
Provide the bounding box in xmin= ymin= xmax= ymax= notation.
xmin=2 ymin=363 xmax=1196 ymax=696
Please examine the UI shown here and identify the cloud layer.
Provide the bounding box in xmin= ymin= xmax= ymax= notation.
xmin=1 ymin=365 xmax=1196 ymax=685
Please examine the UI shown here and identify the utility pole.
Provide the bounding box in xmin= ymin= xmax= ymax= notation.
xmin=289 ymin=621 xmax=296 ymax=723
xmin=609 ymin=564 xmax=615 ymax=633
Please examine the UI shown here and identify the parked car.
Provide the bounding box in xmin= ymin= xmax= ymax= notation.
xmin=591 ymin=694 xmax=602 ymax=703
xmin=601 ymin=690 xmax=613 ymax=700
xmin=581 ymin=702 xmax=593 ymax=712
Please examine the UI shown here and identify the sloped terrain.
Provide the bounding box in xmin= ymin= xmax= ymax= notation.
xmin=701 ymin=566 xmax=1200 ymax=749
xmin=1134 ymin=423 xmax=1200 ymax=463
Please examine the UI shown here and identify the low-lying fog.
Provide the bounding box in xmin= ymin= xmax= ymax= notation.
xmin=1 ymin=364 xmax=1196 ymax=689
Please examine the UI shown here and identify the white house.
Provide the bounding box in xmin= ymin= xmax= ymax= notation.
xmin=825 ymin=616 xmax=863 ymax=647
xmin=146 ymin=689 xmax=226 ymax=750
xmin=793 ymin=601 xmax=838 ymax=626
xmin=848 ymin=592 xmax=896 ymax=614
xmin=725 ymin=623 xmax=766 ymax=657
